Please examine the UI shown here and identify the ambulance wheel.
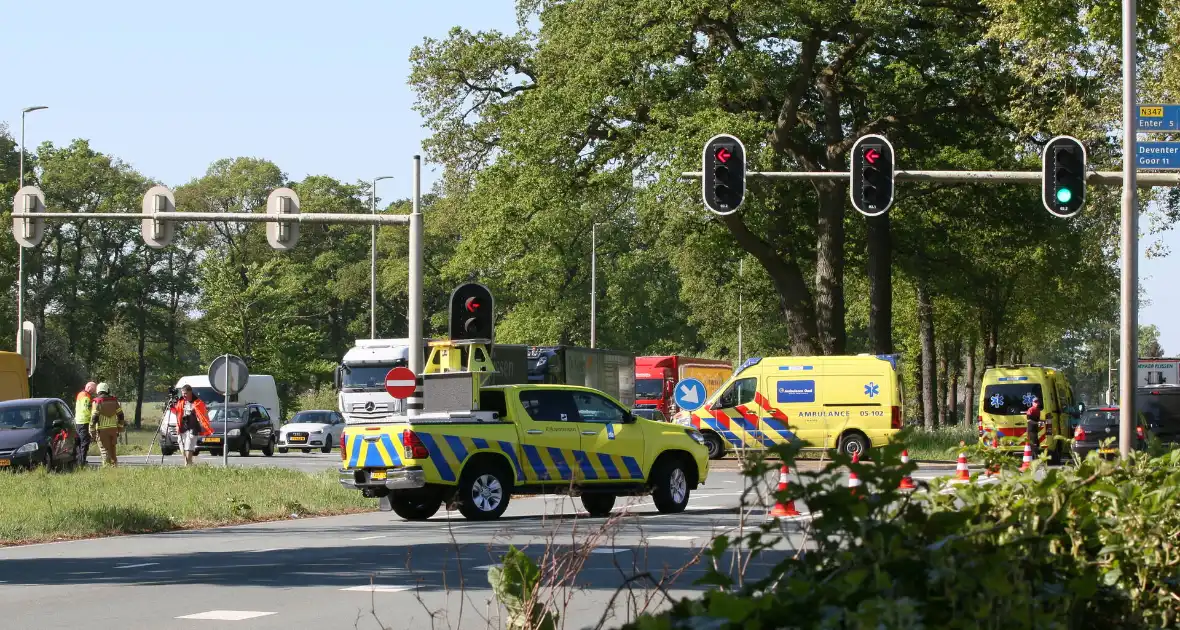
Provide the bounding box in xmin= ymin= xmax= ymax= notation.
xmin=651 ymin=457 xmax=690 ymax=514
xmin=837 ymin=432 xmax=870 ymax=459
xmin=390 ymin=495 xmax=442 ymax=521
xmin=703 ymin=432 xmax=726 ymax=460
xmin=456 ymin=462 xmax=512 ymax=521
xmin=581 ymin=494 xmax=616 ymax=517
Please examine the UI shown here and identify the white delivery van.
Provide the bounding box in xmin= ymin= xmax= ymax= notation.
xmin=157 ymin=374 xmax=281 ymax=455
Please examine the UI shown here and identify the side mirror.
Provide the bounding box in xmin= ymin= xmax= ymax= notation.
xmin=333 ymin=366 xmax=343 ymax=390
xmin=624 ymin=412 xmax=637 ymax=424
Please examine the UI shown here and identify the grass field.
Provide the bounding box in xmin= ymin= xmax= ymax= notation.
xmin=0 ymin=466 xmax=371 ymax=546
xmin=904 ymin=424 xmax=979 ymax=461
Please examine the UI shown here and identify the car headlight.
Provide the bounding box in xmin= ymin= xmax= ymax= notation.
xmin=15 ymin=442 xmax=39 ymax=455
xmin=686 ymin=430 xmax=705 ymax=445
xmin=310 ymin=430 xmax=323 ymax=435
xmin=258 ymin=428 xmax=272 ymax=436
xmin=227 ymin=429 xmax=241 ymax=437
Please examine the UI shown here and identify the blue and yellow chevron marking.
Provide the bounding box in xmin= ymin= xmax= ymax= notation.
xmin=348 ymin=433 xmax=403 ymax=469
xmin=345 ymin=431 xmax=645 ymax=485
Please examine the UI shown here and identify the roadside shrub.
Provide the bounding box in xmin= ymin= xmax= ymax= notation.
xmin=619 ymin=436 xmax=1180 ymax=629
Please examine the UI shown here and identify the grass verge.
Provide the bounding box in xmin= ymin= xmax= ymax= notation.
xmin=0 ymin=466 xmax=371 ymax=546
xmin=904 ymin=423 xmax=978 ymax=460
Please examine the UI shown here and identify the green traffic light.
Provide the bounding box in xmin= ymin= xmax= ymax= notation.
xmin=1056 ymin=187 xmax=1072 ymax=204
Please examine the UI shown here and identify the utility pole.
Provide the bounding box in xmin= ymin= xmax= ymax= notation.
xmin=590 ymin=223 xmax=597 ymax=349
xmin=17 ymin=105 xmax=48 ymax=354
xmin=1119 ymin=0 xmax=1138 ymax=458
xmin=370 ymin=175 xmax=394 ymax=339
xmin=1107 ymin=328 xmax=1115 ymax=406
xmin=737 ymin=258 xmax=743 ymax=363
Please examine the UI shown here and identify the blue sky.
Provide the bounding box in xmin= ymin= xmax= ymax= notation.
xmin=3 ymin=0 xmax=1178 ymax=353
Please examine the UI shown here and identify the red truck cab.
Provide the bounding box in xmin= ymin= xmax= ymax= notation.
xmin=634 ymin=355 xmax=732 ymax=418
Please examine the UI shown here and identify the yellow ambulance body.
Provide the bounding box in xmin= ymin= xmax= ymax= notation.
xmin=674 ymin=355 xmax=903 ymax=459
xmin=977 ymin=364 xmax=1076 ymax=460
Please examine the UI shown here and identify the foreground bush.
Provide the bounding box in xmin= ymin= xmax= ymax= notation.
xmin=619 ymin=438 xmax=1180 ymax=629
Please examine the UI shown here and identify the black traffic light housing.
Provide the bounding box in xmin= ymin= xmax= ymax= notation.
xmin=1041 ymin=136 xmax=1087 ymax=218
xmin=449 ymin=282 xmax=495 ymax=342
xmin=849 ymin=134 xmax=895 ymax=216
xmin=702 ymin=134 xmax=746 ymax=215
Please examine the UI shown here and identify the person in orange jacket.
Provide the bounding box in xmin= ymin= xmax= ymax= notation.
xmin=171 ymin=385 xmax=213 ymax=466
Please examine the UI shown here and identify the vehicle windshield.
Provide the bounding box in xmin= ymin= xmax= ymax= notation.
xmin=208 ymin=407 xmax=247 ymax=423
xmin=187 ymin=387 xmax=225 ymax=405
xmin=291 ymin=411 xmax=334 ymax=424
xmin=634 ymin=378 xmax=664 ymax=399
xmin=1079 ymin=409 xmax=1119 ymax=428
xmin=341 ymin=365 xmax=396 ymax=390
xmin=982 ymin=383 xmax=1044 ymax=416
xmin=0 ymin=406 xmax=43 ymax=430
xmin=1136 ymin=393 xmax=1180 ymax=428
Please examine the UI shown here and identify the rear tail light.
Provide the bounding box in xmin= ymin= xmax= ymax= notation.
xmin=890 ymin=406 xmax=902 ymax=430
xmin=402 ymin=429 xmax=429 ymax=459
xmin=1074 ymin=426 xmax=1086 ymax=441
xmin=977 ymin=415 xmax=984 ymax=438
xmin=340 ymin=431 xmax=347 ymax=460
xmin=1137 ymin=426 xmax=1145 ymax=441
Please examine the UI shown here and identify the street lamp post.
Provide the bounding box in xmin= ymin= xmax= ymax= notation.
xmin=1107 ymin=328 xmax=1115 ymax=406
xmin=591 ymin=223 xmax=600 ymax=349
xmin=370 ymin=175 xmax=394 ymax=339
xmin=17 ymin=106 xmax=48 ymax=354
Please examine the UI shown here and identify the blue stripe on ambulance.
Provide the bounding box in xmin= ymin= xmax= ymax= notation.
xmin=596 ymin=453 xmax=620 ymax=479
xmin=547 ymin=447 xmax=572 ymax=480
xmin=761 ymin=418 xmax=797 ymax=441
xmin=444 ymin=434 xmax=469 ymax=463
xmin=621 ymin=455 xmax=643 ymax=480
xmin=498 ymin=440 xmax=525 ymax=481
xmin=473 ymin=437 xmax=489 ymax=450
xmin=522 ymin=444 xmax=551 ymax=481
xmin=417 ymin=433 xmax=455 ymax=482
xmin=572 ymin=450 xmax=598 ymax=480
xmin=699 ymin=416 xmax=742 ymax=445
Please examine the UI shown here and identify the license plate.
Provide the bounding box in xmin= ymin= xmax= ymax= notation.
xmin=370 ymin=470 xmax=387 ymax=480
xmin=290 ymin=436 xmax=306 ymax=442
xmin=204 ymin=437 xmax=222 ymax=444
xmin=0 ymin=459 xmax=9 ymax=467
xmin=1100 ymin=448 xmax=1117 ymax=454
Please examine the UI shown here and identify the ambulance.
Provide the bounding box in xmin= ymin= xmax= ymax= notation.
xmin=673 ymin=355 xmax=904 ymax=459
xmin=977 ymin=364 xmax=1078 ymax=462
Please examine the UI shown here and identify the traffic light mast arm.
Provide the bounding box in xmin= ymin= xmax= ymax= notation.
xmin=679 ymin=170 xmax=1180 ymax=186
xmin=9 ymin=211 xmax=414 ymax=225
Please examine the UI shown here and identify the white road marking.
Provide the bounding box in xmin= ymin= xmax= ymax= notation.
xmin=648 ymin=535 xmax=697 ymax=541
xmin=115 ymin=562 xmax=159 ymax=569
xmin=474 ymin=564 xmax=500 ymax=570
xmin=176 ymin=610 xmax=277 ymax=621
xmin=590 ymin=547 xmax=632 ymax=554
xmin=341 ymin=585 xmax=413 ymax=593
xmin=352 ymin=535 xmax=386 ymax=540
xmin=248 ymin=547 xmax=290 ymax=553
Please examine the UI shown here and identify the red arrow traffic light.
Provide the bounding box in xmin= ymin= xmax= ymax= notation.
xmin=864 ymin=148 xmax=880 ymax=164
xmin=715 ymin=147 xmax=732 ymax=163
xmin=465 ymin=297 xmax=480 ymax=313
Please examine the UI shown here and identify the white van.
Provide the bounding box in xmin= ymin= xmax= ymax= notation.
xmin=157 ymin=374 xmax=281 ymax=455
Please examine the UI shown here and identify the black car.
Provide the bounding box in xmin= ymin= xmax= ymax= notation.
xmin=0 ymin=398 xmax=80 ymax=471
xmin=199 ymin=403 xmax=276 ymax=457
xmin=1071 ymin=407 xmax=1149 ymax=459
xmin=1137 ymin=385 xmax=1180 ymax=446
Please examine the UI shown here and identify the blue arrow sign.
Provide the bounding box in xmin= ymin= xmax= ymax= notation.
xmin=1137 ymin=104 xmax=1180 ymax=132
xmin=1137 ymin=142 xmax=1180 ymax=169
xmin=673 ymin=378 xmax=707 ymax=412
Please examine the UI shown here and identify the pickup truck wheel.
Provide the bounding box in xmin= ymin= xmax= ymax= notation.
xmin=651 ymin=458 xmax=690 ymax=514
xmin=703 ymin=433 xmax=725 ymax=460
xmin=580 ymin=494 xmax=616 ymax=517
xmin=456 ymin=465 xmax=512 ymax=521
xmin=390 ymin=495 xmax=442 ymax=521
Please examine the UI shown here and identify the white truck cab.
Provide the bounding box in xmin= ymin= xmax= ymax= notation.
xmin=337 ymin=339 xmax=429 ymax=424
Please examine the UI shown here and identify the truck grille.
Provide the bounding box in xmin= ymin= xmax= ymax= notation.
xmin=348 ymin=401 xmax=397 ymax=421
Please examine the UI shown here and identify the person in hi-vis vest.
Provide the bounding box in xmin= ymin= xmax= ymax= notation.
xmin=74 ymin=381 xmax=97 ymax=466
xmin=90 ymin=382 xmax=126 ymax=467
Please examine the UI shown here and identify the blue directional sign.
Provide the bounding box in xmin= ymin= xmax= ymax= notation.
xmin=673 ymin=378 xmax=707 ymax=412
xmin=1137 ymin=142 xmax=1180 ymax=169
xmin=1137 ymin=104 xmax=1180 ymax=132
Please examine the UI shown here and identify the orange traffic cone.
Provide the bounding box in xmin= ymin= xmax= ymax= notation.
xmin=769 ymin=464 xmax=801 ymax=517
xmin=899 ymin=449 xmax=916 ymax=490
xmin=1020 ymin=441 xmax=1033 ymax=472
xmin=953 ymin=445 xmax=970 ymax=482
xmin=849 ymin=451 xmax=863 ymax=496
xmin=987 ymin=437 xmax=1001 ymax=477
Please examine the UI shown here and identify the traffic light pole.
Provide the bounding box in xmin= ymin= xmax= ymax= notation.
xmin=1119 ymin=0 xmax=1138 ymax=459
xmin=681 ymin=170 xmax=1180 ymax=186
xmin=407 ymin=156 xmax=425 ymax=418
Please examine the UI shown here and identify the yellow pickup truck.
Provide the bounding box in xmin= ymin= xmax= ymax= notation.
xmin=339 ymin=384 xmax=710 ymax=521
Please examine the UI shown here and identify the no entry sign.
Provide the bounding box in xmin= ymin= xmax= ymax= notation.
xmin=384 ymin=366 xmax=417 ymax=399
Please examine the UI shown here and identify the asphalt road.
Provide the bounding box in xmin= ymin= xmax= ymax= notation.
xmin=0 ymin=464 xmax=969 ymax=630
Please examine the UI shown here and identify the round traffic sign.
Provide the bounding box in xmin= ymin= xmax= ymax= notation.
xmin=674 ymin=378 xmax=707 ymax=412
xmin=384 ymin=366 xmax=417 ymax=400
xmin=208 ymin=354 xmax=250 ymax=396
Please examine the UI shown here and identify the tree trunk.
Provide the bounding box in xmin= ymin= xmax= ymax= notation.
xmin=866 ymin=213 xmax=892 ymax=354
xmin=984 ymin=316 xmax=999 ymax=368
xmin=814 ymin=186 xmax=846 ymax=355
xmin=913 ymin=353 xmax=924 ymax=425
xmin=917 ymin=280 xmax=937 ymax=431
xmin=965 ymin=336 xmax=977 ymax=429
xmin=946 ymin=340 xmax=961 ymax=425
xmin=134 ymin=309 xmax=147 ymax=429
xmin=937 ymin=343 xmax=949 ymax=428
